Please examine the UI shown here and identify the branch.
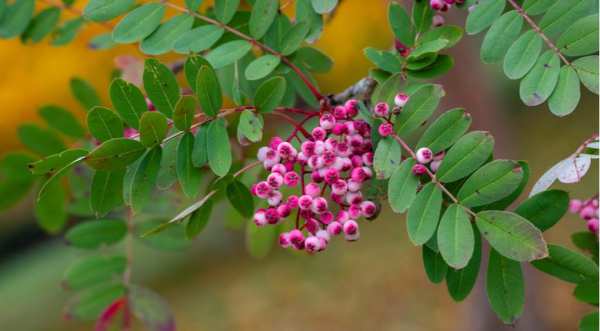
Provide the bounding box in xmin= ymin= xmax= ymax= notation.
xmin=330 ymin=77 xmax=377 ymax=105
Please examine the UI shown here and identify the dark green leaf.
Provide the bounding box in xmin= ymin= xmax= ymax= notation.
xmin=192 ymin=125 xmax=209 ymax=167
xmin=372 ymin=72 xmax=406 ymax=109
xmin=579 ymin=312 xmax=599 ymax=331
xmin=406 ymin=54 xmax=454 ymax=79
xmin=185 ymin=0 xmax=204 ymax=11
xmin=520 ymin=50 xmax=560 ymax=106
xmin=38 ymin=105 xmax=84 ymax=139
xmin=249 ymin=0 xmax=279 ymax=39
xmin=65 ymin=219 xmax=127 ymax=249
xmin=407 ymin=182 xmax=442 ymax=245
xmin=51 ymin=17 xmax=85 ymax=46
xmin=364 ymin=47 xmax=402 ymax=73
xmin=418 ymin=25 xmax=463 ymax=49
xmin=90 ymin=169 xmax=125 ymax=217
xmin=574 ymin=283 xmax=599 ymax=304
xmin=238 ymin=109 xmax=263 ymax=142
xmin=82 ymin=0 xmax=134 ymax=22
xmin=477 ymin=160 xmax=530 ymax=211
xmin=185 ymin=54 xmax=212 ymax=96
xmin=436 ymin=131 xmax=494 ymax=183
xmin=457 ymin=160 xmax=523 ymax=207
xmin=280 ymin=21 xmax=310 ymax=55
xmin=173 ymin=95 xmax=196 ymax=131
xmin=311 ymin=0 xmax=337 ymax=14
xmin=143 ymin=58 xmax=181 ymax=118
xmin=557 ymin=14 xmax=599 ymax=57
xmin=112 ymin=2 xmax=166 ymax=43
xmin=196 ymin=65 xmax=222 ymax=117
xmin=480 ymin=11 xmax=522 ymax=63
xmin=22 ymin=7 xmax=60 ymax=43
xmin=422 ymin=244 xmax=448 ymax=284
xmin=130 ymin=146 xmax=162 ymax=213
xmin=29 ymin=149 xmax=88 ymax=175
xmin=388 ymin=2 xmax=416 ymax=47
xmin=140 ymin=13 xmax=194 ymax=55
xmin=514 ymin=189 xmax=569 ymax=232
xmin=407 ymin=39 xmax=449 ymax=60
xmin=412 ymin=0 xmax=433 ymax=33
xmin=173 ymin=25 xmax=224 ymax=54
xmin=522 ymin=0 xmax=554 ymax=15
xmin=85 ymin=138 xmax=146 ymax=170
xmin=395 ymin=84 xmax=444 ymax=134
xmin=177 ymin=132 xmax=203 ymax=199
xmin=207 ymin=119 xmax=232 ymax=177
xmin=531 ymin=244 xmax=599 ymax=283
xmin=0 ymin=0 xmax=34 ymax=38
xmin=109 ymin=78 xmax=147 ymax=130
xmin=63 ymin=283 xmax=125 ymax=321
xmin=36 ymin=180 xmax=67 ymax=233
xmin=446 ymin=225 xmax=482 ymax=302
xmin=503 ymin=30 xmax=542 ymax=80
xmin=139 ymin=112 xmax=168 ymax=147
xmin=296 ymin=46 xmax=333 ymax=72
xmin=87 ymin=107 xmax=124 ymax=143
xmin=374 ymin=137 xmax=402 ymax=180
xmin=486 ymin=248 xmax=525 ymax=325
xmin=87 ymin=32 xmax=117 ymax=50
xmin=417 ymin=108 xmax=472 ymax=154
xmin=135 ymin=221 xmax=189 ymax=251
xmin=226 ymin=180 xmax=254 ymax=218
xmin=62 ymin=255 xmax=126 ymax=291
xmin=549 ymin=66 xmax=581 ymax=116
xmin=128 ymin=285 xmax=175 ymax=331
xmin=254 ymin=76 xmax=286 ymax=114
xmin=438 ymin=204 xmax=474 ymax=269
xmin=296 ymin=0 xmax=323 ymax=43
xmin=215 ymin=0 xmax=240 ymax=24
xmin=186 ymin=198 xmax=213 ymax=239
xmin=156 ymin=128 xmax=181 ymax=190
xmin=388 ymin=159 xmax=418 ymax=213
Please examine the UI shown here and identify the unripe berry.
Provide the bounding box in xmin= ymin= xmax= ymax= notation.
xmin=311 ymin=170 xmax=324 ymax=183
xmin=317 ymin=229 xmax=331 ymax=242
xmin=416 ymin=147 xmax=433 ymax=164
xmin=267 ymin=173 xmax=284 ymax=188
xmin=298 ymin=195 xmax=314 ymax=210
xmin=337 ymin=210 xmax=350 ymax=223
xmin=360 ymin=201 xmax=377 ymax=218
xmin=278 ymin=232 xmax=291 ymax=247
xmin=257 ymin=146 xmax=270 ymax=161
xmin=333 ymin=106 xmax=347 ymax=119
xmin=343 ymin=220 xmax=359 ymax=235
xmin=271 ymin=163 xmax=287 ymax=175
xmin=345 ymin=100 xmax=359 ymax=116
xmin=394 ymin=93 xmax=409 ymax=108
xmin=254 ymin=210 xmax=267 ymax=226
xmin=320 ymin=114 xmax=336 ymax=130
xmin=346 ymin=191 xmax=363 ymax=205
xmin=375 ymin=102 xmax=390 ymax=117
xmin=569 ymin=199 xmax=583 ymax=214
xmin=305 ymin=236 xmax=321 ymax=252
xmin=314 ymin=140 xmax=326 ymax=155
xmin=413 ymin=164 xmax=427 ymax=176
xmin=378 ymin=123 xmax=394 ymax=136
xmin=343 ymin=121 xmax=356 ymax=135
xmin=362 ymin=152 xmax=374 ymax=166
xmin=327 ymin=222 xmax=343 ymax=236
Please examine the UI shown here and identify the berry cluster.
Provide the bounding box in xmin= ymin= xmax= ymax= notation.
xmin=569 ymin=197 xmax=599 ymax=236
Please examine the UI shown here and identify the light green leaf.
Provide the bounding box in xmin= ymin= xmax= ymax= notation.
xmin=238 ymin=109 xmax=263 ymax=142
xmin=37 ymin=155 xmax=85 ymax=200
xmin=280 ymin=21 xmax=310 ymax=55
xmin=388 ymin=2 xmax=416 ymax=47
xmin=22 ymin=7 xmax=60 ymax=43
xmin=418 ymin=25 xmax=463 ymax=49
xmin=62 ymin=255 xmax=126 ymax=291
xmin=82 ymin=0 xmax=134 ymax=22
xmin=130 ymin=146 xmax=162 ymax=213
xmin=51 ymin=17 xmax=85 ymax=46
xmin=572 ymin=55 xmax=599 ymax=94
xmin=557 ymin=14 xmax=599 ymax=56
xmin=514 ymin=189 xmax=569 ymax=232
xmin=173 ymin=25 xmax=224 ymax=54
xmin=417 ymin=108 xmax=472 ymax=154
xmin=446 ymin=225 xmax=481 ymax=302
xmin=548 ymin=66 xmax=580 ymax=116
xmin=395 ymin=84 xmax=444 ymax=134
xmin=422 ymin=244 xmax=448 ymax=284
xmin=413 ymin=0 xmax=434 ymax=33
xmin=87 ymin=32 xmax=117 ymax=50
xmin=64 ymin=219 xmax=127 ymax=249
xmin=374 ymin=137 xmax=402 ymax=180
xmin=408 ymin=39 xmax=449 ymax=60
xmin=466 ymin=0 xmax=505 ymax=35
xmin=486 ymin=248 xmax=525 ymax=325
xmin=143 ymin=58 xmax=181 ymax=118
xmin=0 ymin=0 xmax=34 ymax=38
xmin=177 ymin=132 xmax=203 ymax=199
xmin=480 ymin=11 xmax=523 ymax=63
xmin=140 ymin=13 xmax=194 ymax=55
xmin=17 ymin=124 xmax=66 ymax=156
xmin=186 ymin=199 xmax=213 ymax=239
xmin=195 ymin=65 xmax=222 ymax=117
xmin=477 ymin=210 xmax=548 ymax=261
xmin=457 ymin=160 xmax=523 ymax=207
xmin=185 ymin=0 xmax=204 ymax=11
xmin=70 ymin=77 xmax=102 ymax=111
xmin=245 ymin=54 xmax=281 ymax=80
xmin=39 ymin=105 xmax=85 ymax=139
xmin=475 ymin=160 xmax=530 ymax=212
xmin=539 ymin=0 xmax=594 ymax=36
xmin=503 ymin=30 xmax=542 ymax=80
xmin=90 ymin=169 xmax=125 ymax=217
xmin=519 ymin=50 xmax=560 ymax=106
xmin=254 ymin=76 xmax=286 ymax=114
xmin=226 ymin=180 xmax=254 ymax=218
xmin=249 ymin=0 xmax=279 ymax=39
xmin=109 ymin=78 xmax=147 ymax=130
xmin=438 ymin=204 xmax=474 ymax=269
xmin=388 ymin=159 xmax=418 ymax=213
xmin=85 ymin=138 xmax=146 ymax=170
xmin=173 ymin=95 xmax=196 ymax=131
xmin=531 ymin=244 xmax=599 ymax=283
xmin=184 ymin=54 xmax=212 ymax=96
xmin=407 ymin=182 xmax=442 ymax=245
xmin=29 ymin=149 xmax=88 ymax=175
xmin=436 ymin=131 xmax=494 ymax=183
xmin=312 ymin=0 xmax=337 ymax=14
xmin=156 ymin=128 xmax=181 ymax=190
xmin=296 ymin=0 xmax=323 ymax=43
xmin=215 ymin=0 xmax=240 ymax=24
xmin=522 ymin=0 xmax=555 ymax=15
xmin=207 ymin=119 xmax=232 ymax=177
xmin=112 ymin=2 xmax=166 ymax=44
xmin=364 ymin=47 xmax=403 ymax=73
xmin=296 ymin=46 xmax=333 ymax=72
xmin=87 ymin=107 xmax=124 ymax=143
xmin=205 ymin=40 xmax=253 ymax=69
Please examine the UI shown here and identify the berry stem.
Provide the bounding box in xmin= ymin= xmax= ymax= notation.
xmin=505 ymin=0 xmax=571 ymax=66
xmin=571 ymin=133 xmax=599 ymax=180
xmin=162 ymin=2 xmax=324 ymax=101
xmin=272 ymin=112 xmax=312 ymax=139
xmin=391 ymin=133 xmax=478 ymax=219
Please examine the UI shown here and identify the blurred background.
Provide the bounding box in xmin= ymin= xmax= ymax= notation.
xmin=0 ymin=0 xmax=598 ymax=330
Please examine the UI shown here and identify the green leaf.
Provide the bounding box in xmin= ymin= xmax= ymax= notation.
xmin=407 ymin=54 xmax=453 ymax=79
xmin=254 ymin=76 xmax=286 ymax=114
xmin=70 ymin=77 xmax=102 ymax=111
xmin=173 ymin=25 xmax=224 ymax=54
xmin=486 ymin=248 xmax=525 ymax=325
xmin=388 ymin=2 xmax=416 ymax=47
xmin=85 ymin=138 xmax=146 ymax=170
xmin=185 ymin=0 xmax=204 ymax=11
xmin=38 ymin=105 xmax=84 ymax=139
xmin=395 ymin=84 xmax=444 ymax=134
xmin=422 ymin=244 xmax=448 ymax=284
xmin=64 ymin=219 xmax=127 ymax=249
xmin=177 ymin=132 xmax=203 ymax=199
xmin=296 ymin=46 xmax=333 ymax=72
xmin=136 ymin=221 xmax=190 ymax=250
xmin=476 ymin=160 xmax=530 ymax=211
xmin=205 ymin=40 xmax=253 ymax=69
xmin=416 ymin=108 xmax=472 ymax=154
xmin=207 ymin=119 xmax=232 ymax=177
xmin=82 ymin=0 xmax=134 ymax=22
xmin=406 ymin=53 xmax=437 ymax=71
xmin=143 ymin=58 xmax=181 ymax=118
xmin=548 ymin=66 xmax=580 ymax=116
xmin=572 ymin=232 xmax=599 ymax=262
xmin=388 ymin=159 xmax=419 ymax=213
xmin=436 ymin=131 xmax=494 ymax=183
xmin=29 ymin=149 xmax=88 ymax=175
xmin=62 ymin=255 xmax=126 ymax=291
xmin=128 ymin=285 xmax=175 ymax=331
xmin=196 ymin=65 xmax=222 ymax=117
xmin=109 ymin=78 xmax=147 ymax=130
xmin=17 ymin=124 xmax=66 ymax=156
xmin=173 ymin=96 xmax=196 ymax=131
xmin=407 ymin=182 xmax=442 ymax=245
xmin=90 ymin=169 xmax=125 ymax=217
xmin=574 ymin=283 xmax=599 ymax=304
xmin=466 ymin=0 xmax=505 ymax=35
xmin=408 ymin=40 xmax=449 ymax=60
xmin=531 ymin=244 xmax=599 ymax=283
xmin=412 ymin=0 xmax=433 ymax=33
xmin=522 ymin=0 xmax=555 ymax=15
xmin=480 ymin=11 xmax=523 ymax=63
xmin=185 ymin=54 xmax=212 ymax=96
xmin=87 ymin=107 xmax=124 ymax=143
xmin=22 ymin=7 xmax=60 ymax=43
xmin=579 ymin=312 xmax=599 ymax=331
xmin=249 ymin=0 xmax=279 ymax=39
xmin=112 ymin=2 xmax=166 ymax=44
xmin=280 ymin=21 xmax=310 ymax=56
xmin=438 ymin=204 xmax=474 ymax=269
xmin=139 ymin=112 xmax=168 ymax=148
xmin=374 ymin=137 xmax=403 ymax=180
xmin=238 ymin=109 xmax=263 ymax=142
xmin=296 ymin=0 xmax=323 ymax=43
xmin=457 ymin=160 xmax=523 ymax=207
xmin=312 ymin=0 xmax=337 ymax=14
xmin=446 ymin=225 xmax=482 ymax=302
xmin=87 ymin=32 xmax=117 ymax=50
xmin=557 ymin=14 xmax=599 ymax=57
xmin=156 ymin=129 xmax=181 ymax=190
xmin=364 ymin=47 xmax=402 ymax=73
xmin=0 ymin=0 xmax=34 ymax=38
xmin=186 ymin=198 xmax=213 ymax=239
xmin=130 ymin=147 xmax=162 ymax=214
xmin=226 ymin=180 xmax=254 ymax=218
xmin=140 ymin=13 xmax=194 ymax=55
xmin=37 ymin=155 xmax=85 ymax=200
xmin=539 ymin=0 xmax=595 ymax=36
xmin=192 ymin=125 xmax=209 ymax=167
xmin=477 ymin=210 xmax=548 ymax=261
xmin=503 ymin=30 xmax=542 ymax=80
xmin=63 ymin=283 xmax=126 ymax=321
xmin=215 ymin=0 xmax=240 ymax=24
xmin=36 ymin=180 xmax=67 ymax=233
xmin=520 ymin=50 xmax=561 ymax=106
xmin=51 ymin=17 xmax=85 ymax=46
xmin=245 ymin=54 xmax=281 ymax=80
xmin=514 ymin=189 xmax=569 ymax=232
xmin=418 ymin=25 xmax=463 ymax=49
xmin=572 ymin=55 xmax=599 ymax=95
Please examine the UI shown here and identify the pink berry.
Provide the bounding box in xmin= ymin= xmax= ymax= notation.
xmin=301 ymin=141 xmax=316 ymax=156
xmin=321 ymin=211 xmax=334 ymax=224
xmin=312 ymin=127 xmax=327 ymax=141
xmin=343 ymin=220 xmax=359 ymax=235
xmin=305 ymin=218 xmax=319 ymax=234
xmin=375 ymin=102 xmax=390 ymax=117
xmin=337 ymin=210 xmax=350 ymax=223
xmin=269 ymin=136 xmax=282 ymax=149
xmin=257 ymin=146 xmax=270 ymax=161
xmin=360 ymin=201 xmax=377 ymax=218
xmin=331 ymin=123 xmax=345 ymax=135
xmin=289 ymin=229 xmax=305 ymax=247
xmin=378 ymin=123 xmax=394 ymax=136
xmin=305 ymin=236 xmax=321 ymax=252
xmin=278 ymin=232 xmax=291 ymax=247
xmin=311 ymin=170 xmax=324 ymax=183
xmin=416 ymin=147 xmax=433 ymax=164
xmin=283 ymin=171 xmax=300 ymax=187
xmin=298 ymin=195 xmax=314 ymax=210
xmin=345 ymin=100 xmax=359 ymax=116
xmin=580 ymin=206 xmax=596 ymax=220
xmin=271 ymin=163 xmax=287 ymax=175
xmin=413 ymin=164 xmax=427 ymax=176
xmin=588 ymin=218 xmax=599 ymax=233
xmin=320 ymin=114 xmax=336 ymax=130
xmin=287 ymin=195 xmax=299 ymax=208
xmin=333 ymin=106 xmax=347 ymax=119
xmin=277 ymin=204 xmax=292 ymax=218
xmin=343 ymin=121 xmax=356 ymax=135
xmin=277 ymin=142 xmax=294 ymax=158
xmin=330 ymin=192 xmax=344 ymax=204
xmin=348 ymin=204 xmax=362 ymax=219
xmin=265 ymin=208 xmax=280 ymax=224
xmin=324 ymin=168 xmax=340 ymax=184
xmin=346 ymin=191 xmax=363 ymax=205
xmin=267 ymin=190 xmax=283 ymax=206
xmin=362 ymin=152 xmax=374 ymax=166
xmin=255 ymin=181 xmax=271 ymax=198
xmin=327 ymin=222 xmax=343 ymax=236
xmin=569 ymin=199 xmax=583 ymax=214
xmin=267 ymin=173 xmax=284 ymax=188
xmin=322 ymin=150 xmax=337 ymax=166
xmin=433 ymin=151 xmax=445 ymax=161
xmin=345 ymin=231 xmax=360 ymax=242
xmin=433 ymin=14 xmax=444 ymax=27
xmin=394 ymin=93 xmax=409 ymax=107
xmin=311 ymin=197 xmax=328 ymax=214
xmin=253 ymin=210 xmax=267 ymax=226
xmin=316 ymin=229 xmax=331 ymax=243
xmin=304 ymin=182 xmax=321 ymax=198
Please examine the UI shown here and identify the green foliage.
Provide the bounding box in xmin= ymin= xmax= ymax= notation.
xmin=207 ymin=118 xmax=232 ymax=177
xmin=64 ymin=283 xmax=126 ymax=321
xmin=90 ymin=169 xmax=125 ymax=217
xmin=139 ymin=112 xmax=168 ymax=147
xmin=388 ymin=2 xmax=415 ymax=47
xmin=87 ymin=107 xmax=124 ymax=143
xmin=177 ymin=132 xmax=203 ymax=199
xmin=85 ymin=138 xmax=146 ymax=170
xmin=249 ymin=0 xmax=278 ymax=39
xmin=65 ymin=219 xmax=127 ymax=249
xmin=174 ymin=25 xmax=224 ymax=54
xmin=416 ymin=108 xmax=472 ymax=154
xmin=456 ymin=160 xmax=523 ymax=207
xmin=143 ymin=58 xmax=180 ymax=118
xmin=226 ymin=180 xmax=254 ymax=218
xmin=406 ymin=182 xmax=442 ymax=246
xmin=438 ymin=204 xmax=474 ymax=269
xmin=83 ymin=0 xmax=135 ymax=22
xmin=254 ymin=76 xmax=286 ymax=114
xmin=446 ymin=225 xmax=482 ymax=301
xmin=109 ymin=78 xmax=147 ymax=130
xmin=395 ymin=84 xmax=444 ymax=134
xmin=486 ymin=248 xmax=525 ymax=325
xmin=29 ymin=149 xmax=88 ymax=175
xmin=531 ymin=244 xmax=599 ymax=284
xmin=205 ymin=40 xmax=252 ymax=68
xmin=245 ymin=54 xmax=281 ymax=80
xmin=70 ymin=77 xmax=102 ymax=111
xmin=140 ymin=14 xmax=194 ymax=55
xmin=186 ymin=199 xmax=213 ymax=239
xmin=112 ymin=2 xmax=166 ymax=43
xmin=17 ymin=124 xmax=67 ymax=156
xmin=422 ymin=244 xmax=448 ymax=284
xmin=62 ymin=255 xmax=127 ymax=291
xmin=388 ymin=159 xmax=418 ymax=213
xmin=130 ymin=147 xmax=162 ymax=213
xmin=436 ymin=131 xmax=494 ymax=183
xmin=514 ymin=190 xmax=569 ymax=232
xmin=195 ymin=65 xmax=222 ymax=117
xmin=373 ymin=137 xmax=402 ymax=180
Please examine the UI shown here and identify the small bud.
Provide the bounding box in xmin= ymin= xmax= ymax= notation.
xmin=416 ymin=147 xmax=433 ymax=164
xmin=413 ymin=164 xmax=427 ymax=176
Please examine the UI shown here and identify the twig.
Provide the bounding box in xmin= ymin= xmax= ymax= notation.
xmin=330 ymin=77 xmax=377 ymax=105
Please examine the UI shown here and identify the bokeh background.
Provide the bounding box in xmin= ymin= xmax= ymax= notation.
xmin=0 ymin=0 xmax=598 ymax=330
